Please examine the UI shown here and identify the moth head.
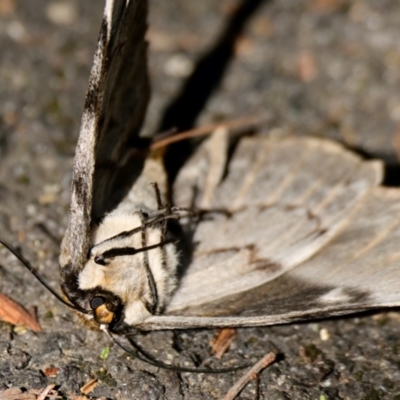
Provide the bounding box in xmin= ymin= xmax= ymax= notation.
xmin=59 ymin=213 xmax=179 ymax=333
xmin=60 ymin=262 xmax=130 ymax=333
xmin=90 ymin=295 xmax=113 ymax=324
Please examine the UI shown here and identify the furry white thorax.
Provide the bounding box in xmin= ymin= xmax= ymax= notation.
xmin=78 ymin=209 xmax=179 ymax=325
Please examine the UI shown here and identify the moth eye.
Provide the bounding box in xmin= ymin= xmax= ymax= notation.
xmin=90 ymin=296 xmax=106 ymax=310
xmin=94 ymin=256 xmax=106 ymax=265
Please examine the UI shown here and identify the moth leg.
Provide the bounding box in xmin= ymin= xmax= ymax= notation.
xmin=148 ymin=181 xmax=172 ymax=262
xmin=138 ymin=210 xmax=159 ymax=314
xmin=150 ymin=182 xmax=164 ymax=210
xmin=170 ymin=206 xmax=198 ymax=216
xmin=149 ymin=181 xmax=182 ymax=234
xmin=150 ymin=181 xmax=197 ymax=219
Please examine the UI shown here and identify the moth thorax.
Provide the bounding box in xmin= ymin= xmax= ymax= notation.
xmin=78 ymin=212 xmax=179 ymax=325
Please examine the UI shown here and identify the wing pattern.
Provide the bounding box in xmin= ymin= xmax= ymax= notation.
xmin=138 ymin=135 xmax=400 ymax=330
xmin=60 ymin=0 xmax=149 ymax=272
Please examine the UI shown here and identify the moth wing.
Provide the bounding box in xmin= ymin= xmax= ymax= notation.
xmin=60 ymin=0 xmax=149 ymax=271
xmin=171 ymin=135 xmax=383 ymax=309
xmin=136 ymin=135 xmax=400 ymax=330
xmin=144 ymin=185 xmax=400 ymax=330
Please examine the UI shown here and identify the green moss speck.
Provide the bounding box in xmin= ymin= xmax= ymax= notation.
xmin=354 ymin=370 xmax=364 ymax=381
xmin=16 ymin=174 xmax=30 ymax=185
xmin=100 ymin=346 xmax=110 ymax=360
xmin=302 ymin=343 xmax=321 ymax=362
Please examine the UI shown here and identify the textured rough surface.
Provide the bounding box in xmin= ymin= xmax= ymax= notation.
xmin=1 ymin=0 xmax=400 ymax=399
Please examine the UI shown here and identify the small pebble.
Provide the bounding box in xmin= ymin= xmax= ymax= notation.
xmin=46 ymin=1 xmax=78 ymax=26
xmin=319 ymin=328 xmax=330 ymax=341
xmin=164 ymin=54 xmax=194 ymax=78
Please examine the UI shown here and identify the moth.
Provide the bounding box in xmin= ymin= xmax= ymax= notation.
xmin=3 ymin=0 xmax=400 ymax=372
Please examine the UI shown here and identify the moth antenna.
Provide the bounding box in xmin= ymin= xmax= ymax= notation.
xmin=93 ymin=211 xmax=191 ymax=249
xmin=105 ymin=329 xmax=250 ymax=374
xmin=98 ymin=239 xmax=176 ymax=260
xmin=150 ymin=115 xmax=264 ymax=150
xmin=0 ymin=238 xmax=86 ymax=313
xmin=151 ymin=127 xmax=178 ymax=142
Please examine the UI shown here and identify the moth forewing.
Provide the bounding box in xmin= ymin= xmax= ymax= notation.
xmin=60 ymin=0 xmax=150 ymax=275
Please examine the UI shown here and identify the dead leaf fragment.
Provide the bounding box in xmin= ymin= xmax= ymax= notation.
xmin=43 ymin=367 xmax=59 ymax=377
xmin=298 ymin=51 xmax=318 ymax=82
xmin=0 ymin=388 xmax=36 ymax=400
xmin=210 ymin=328 xmax=237 ymax=359
xmin=0 ymin=294 xmax=41 ymax=332
xmin=0 ymin=0 xmax=16 ymax=17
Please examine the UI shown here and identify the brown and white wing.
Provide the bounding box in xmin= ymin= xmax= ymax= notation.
xmin=60 ymin=0 xmax=149 ymax=271
xmin=138 ymin=135 xmax=400 ymax=330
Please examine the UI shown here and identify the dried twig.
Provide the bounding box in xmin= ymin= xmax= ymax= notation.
xmin=80 ymin=379 xmax=98 ymax=395
xmin=210 ymin=328 xmax=237 ymax=359
xmin=37 ymin=384 xmax=56 ymax=400
xmin=222 ymin=352 xmax=276 ymax=400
